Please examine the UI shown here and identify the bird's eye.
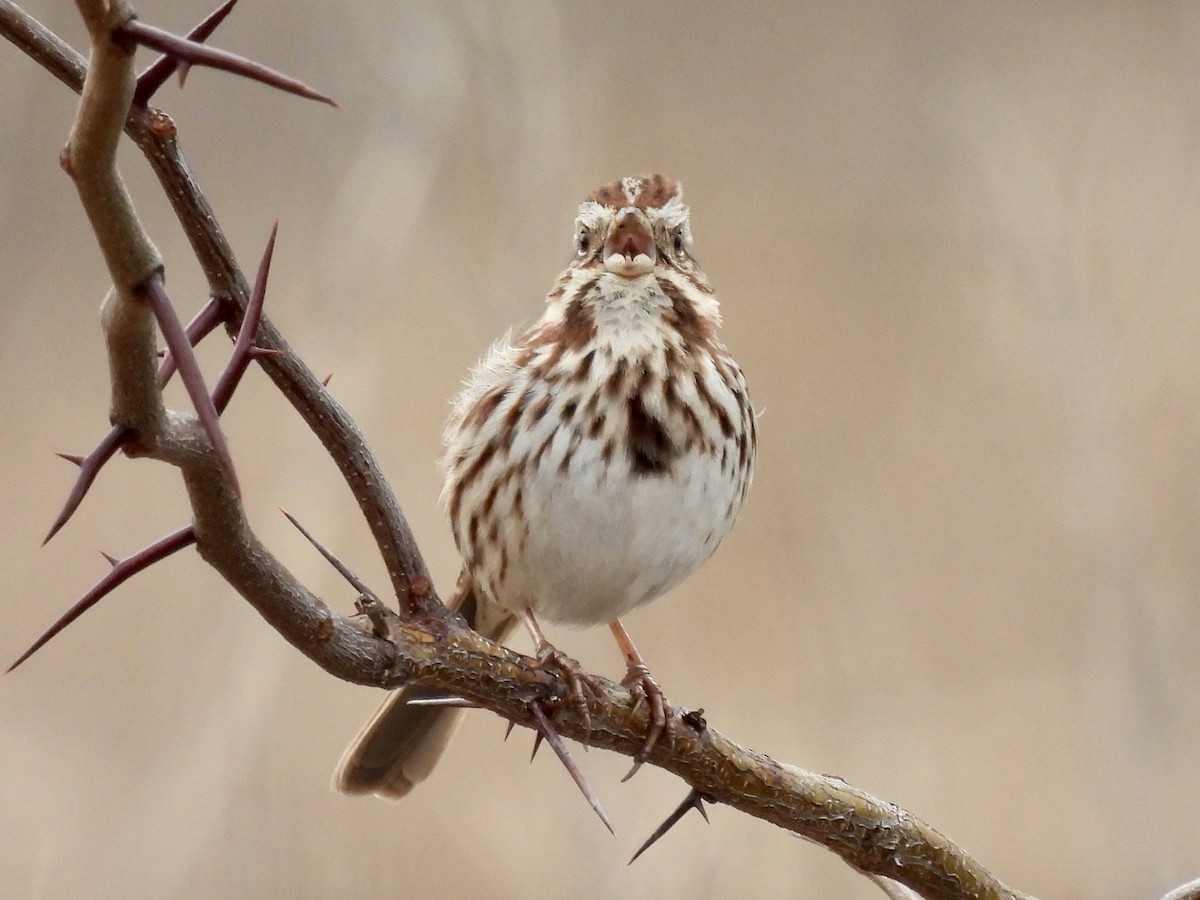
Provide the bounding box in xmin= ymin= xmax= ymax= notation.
xmin=672 ymin=228 xmax=686 ymax=255
xmin=577 ymin=227 xmax=591 ymax=255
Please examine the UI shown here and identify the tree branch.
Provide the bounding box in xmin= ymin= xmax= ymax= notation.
xmin=1 ymin=3 xmax=1035 ymax=897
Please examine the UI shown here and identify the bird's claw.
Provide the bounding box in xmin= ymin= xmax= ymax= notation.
xmin=621 ymin=662 xmax=670 ymax=776
xmin=536 ymin=644 xmax=599 ymax=743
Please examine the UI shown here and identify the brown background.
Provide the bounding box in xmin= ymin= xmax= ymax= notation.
xmin=3 ymin=3 xmax=1199 ymax=898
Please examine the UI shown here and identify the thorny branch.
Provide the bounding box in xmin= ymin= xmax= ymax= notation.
xmin=3 ymin=2 xmax=1149 ymax=898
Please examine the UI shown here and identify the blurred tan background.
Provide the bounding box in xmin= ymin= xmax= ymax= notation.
xmin=3 ymin=2 xmax=1199 ymax=898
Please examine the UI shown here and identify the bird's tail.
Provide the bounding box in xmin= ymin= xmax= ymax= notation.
xmin=332 ymin=574 xmax=516 ymax=799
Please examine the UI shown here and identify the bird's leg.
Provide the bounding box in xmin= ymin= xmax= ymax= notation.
xmin=609 ymin=619 xmax=670 ymax=771
xmin=520 ymin=607 xmax=595 ymax=737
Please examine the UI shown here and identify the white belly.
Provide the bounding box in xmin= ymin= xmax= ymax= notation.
xmin=510 ymin=433 xmax=737 ymax=625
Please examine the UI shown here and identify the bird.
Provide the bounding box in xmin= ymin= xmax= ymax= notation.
xmin=334 ymin=174 xmax=755 ymax=798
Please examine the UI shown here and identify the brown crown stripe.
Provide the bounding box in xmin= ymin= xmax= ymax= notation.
xmin=588 ymin=173 xmax=681 ymax=211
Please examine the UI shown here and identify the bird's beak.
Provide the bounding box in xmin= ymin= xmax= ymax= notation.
xmin=603 ymin=208 xmax=656 ymax=277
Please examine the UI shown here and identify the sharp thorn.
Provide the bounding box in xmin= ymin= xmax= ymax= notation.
xmin=10 ymin=526 xmax=196 ymax=673
xmin=120 ymin=18 xmax=338 ymax=108
xmin=159 ymin=297 xmax=225 ymax=389
xmin=322 ymin=372 xmax=333 ymax=387
xmin=628 ymin=789 xmax=709 ymax=865
xmin=212 ymin=222 xmax=276 ymax=414
xmin=530 ymin=731 xmax=544 ymax=762
xmin=402 ymin=697 xmax=478 ymax=709
xmin=504 ymin=720 xmax=516 ymax=741
xmin=133 ymin=0 xmax=240 ymax=105
xmin=527 ymin=701 xmax=613 ymax=835
xmin=44 ymin=427 xmax=130 ymax=546
xmin=100 ymin=550 xmax=120 ymax=567
xmin=280 ymin=507 xmax=376 ymax=599
xmin=55 ymin=452 xmax=84 ymax=467
xmin=142 ymin=273 xmax=240 ymax=498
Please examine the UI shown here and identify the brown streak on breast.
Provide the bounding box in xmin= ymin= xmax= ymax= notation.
xmin=626 ymin=393 xmax=676 ymax=476
xmin=604 ymin=366 xmax=627 ymax=400
xmin=480 ymin=477 xmax=502 ymax=521
xmin=504 ymin=387 xmax=533 ymax=429
xmin=574 ymin=348 xmax=595 ymax=379
xmin=694 ymin=370 xmax=736 ymax=440
xmin=451 ymin=438 xmax=500 ymax=523
xmin=665 ymin=375 xmax=704 ymax=443
xmin=459 ymin=386 xmax=507 ymax=434
xmin=527 ymin=392 xmax=552 ymax=426
xmin=533 ymin=282 xmax=599 ymax=372
xmin=588 ymin=411 xmax=607 ymax=439
xmin=658 ymin=279 xmax=715 ymax=356
xmin=529 ymin=430 xmax=555 ymax=471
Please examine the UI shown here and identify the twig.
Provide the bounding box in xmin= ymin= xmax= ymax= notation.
xmin=44 ymin=296 xmax=226 ymax=546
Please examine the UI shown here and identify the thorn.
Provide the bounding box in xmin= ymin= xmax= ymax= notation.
xmin=119 ymin=18 xmax=338 ymax=107
xmin=212 ymin=223 xmax=276 ymax=414
xmin=280 ymin=507 xmax=390 ymax=636
xmin=9 ymin=526 xmax=196 ymax=674
xmin=45 ymin=294 xmax=220 ymax=541
xmin=504 ymin=720 xmax=516 ymax=741
xmin=177 ymin=61 xmax=193 ymax=89
xmin=159 ymin=296 xmax=224 ymax=389
xmin=43 ymin=426 xmax=130 ymax=546
xmin=142 ymin=273 xmax=240 ymax=498
xmin=99 ymin=550 xmax=119 ymax=567
xmin=402 ymin=697 xmax=478 ymax=709
xmin=527 ymin=701 xmax=613 ymax=835
xmin=530 ymin=731 xmax=543 ymax=761
xmin=133 ymin=0 xmax=240 ymax=106
xmin=322 ymin=372 xmax=333 ymax=387
xmin=247 ymin=346 xmax=282 ymax=360
xmin=621 ymin=760 xmax=644 ymax=783
xmin=628 ymin=789 xmax=711 ymax=864
xmin=280 ymin=507 xmax=374 ymax=597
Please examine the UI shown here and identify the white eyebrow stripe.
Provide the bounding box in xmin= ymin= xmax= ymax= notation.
xmin=576 ymin=200 xmax=610 ymax=229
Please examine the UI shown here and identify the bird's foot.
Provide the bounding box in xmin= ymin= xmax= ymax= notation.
xmin=620 ymin=662 xmax=671 ymax=780
xmin=536 ymin=643 xmax=601 ymax=742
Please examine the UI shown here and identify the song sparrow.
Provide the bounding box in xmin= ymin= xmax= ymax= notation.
xmin=335 ymin=174 xmax=756 ymax=798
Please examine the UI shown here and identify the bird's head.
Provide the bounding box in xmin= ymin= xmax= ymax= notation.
xmin=573 ymin=174 xmax=695 ymax=279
